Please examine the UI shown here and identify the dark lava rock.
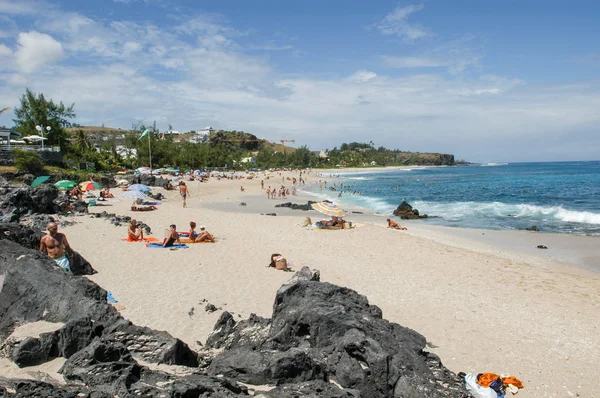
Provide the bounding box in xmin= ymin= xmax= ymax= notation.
xmin=0 ymin=223 xmax=44 ymax=250
xmin=0 ymin=241 xmax=198 ymax=368
xmin=205 ymin=303 xmax=218 ymax=313
xmin=122 ymin=174 xmax=171 ymax=190
xmin=0 ymin=240 xmax=467 ymax=397
xmin=0 ymin=377 xmax=94 ymax=397
xmin=60 ymin=340 xmax=142 ymax=396
xmin=204 ymin=266 xmax=467 ymax=397
xmin=526 ymin=226 xmax=539 ymax=231
xmin=393 ymin=200 xmax=428 ymax=219
xmin=263 ymin=380 xmax=360 ymax=397
xmin=275 ymin=201 xmax=317 ymax=211
xmin=0 ymin=185 xmax=59 ymax=221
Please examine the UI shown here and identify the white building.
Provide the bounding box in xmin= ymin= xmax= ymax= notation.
xmin=188 ymin=126 xmax=214 ymax=144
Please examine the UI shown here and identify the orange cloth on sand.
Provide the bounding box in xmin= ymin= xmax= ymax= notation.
xmin=502 ymin=376 xmax=524 ymax=389
xmin=121 ymin=237 xmax=159 ymax=243
xmin=477 ymin=373 xmax=500 ymax=388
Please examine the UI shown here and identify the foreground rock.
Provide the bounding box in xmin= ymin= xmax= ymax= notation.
xmin=0 ymin=241 xmax=466 ymax=396
xmin=393 ymin=200 xmax=428 ymax=219
xmin=204 ymin=267 xmax=467 ymax=397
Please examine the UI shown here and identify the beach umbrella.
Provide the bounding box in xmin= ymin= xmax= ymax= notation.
xmin=54 ymin=180 xmax=77 ymax=190
xmin=80 ymin=181 xmax=103 ymax=191
xmin=121 ymin=190 xmax=147 ymax=199
xmin=31 ymin=176 xmax=50 ymax=187
xmin=128 ymin=184 xmax=151 ymax=192
xmin=311 ymin=201 xmax=346 ymax=218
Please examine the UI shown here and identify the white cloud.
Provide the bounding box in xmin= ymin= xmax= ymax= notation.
xmin=350 ymin=70 xmax=377 ymax=83
xmin=0 ymin=43 xmax=12 ymax=56
xmin=372 ymin=4 xmax=431 ymax=41
xmin=14 ymin=31 xmax=63 ymax=74
xmin=382 ymin=56 xmax=447 ymax=68
xmin=0 ymin=2 xmax=599 ymax=162
xmin=0 ymin=0 xmax=40 ymax=15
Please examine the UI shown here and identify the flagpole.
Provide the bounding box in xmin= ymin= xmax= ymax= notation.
xmin=148 ymin=130 xmax=152 ymax=172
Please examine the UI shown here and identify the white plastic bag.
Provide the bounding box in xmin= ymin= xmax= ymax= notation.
xmin=464 ymin=373 xmax=498 ymax=398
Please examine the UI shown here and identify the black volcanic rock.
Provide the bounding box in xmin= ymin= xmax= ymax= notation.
xmin=0 ymin=185 xmax=59 ymax=221
xmin=393 ymin=200 xmax=428 ymax=219
xmin=122 ymin=174 xmax=171 ymax=190
xmin=0 ymin=241 xmax=198 ymax=369
xmin=275 ymin=201 xmax=318 ymax=211
xmin=204 ymin=266 xmax=467 ymax=397
xmin=0 ymin=240 xmax=467 ymax=397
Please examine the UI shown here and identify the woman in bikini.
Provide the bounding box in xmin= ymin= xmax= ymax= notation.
xmin=194 ymin=225 xmax=215 ymax=243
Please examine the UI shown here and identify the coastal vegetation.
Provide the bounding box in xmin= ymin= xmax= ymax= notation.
xmin=9 ymin=89 xmax=454 ymax=171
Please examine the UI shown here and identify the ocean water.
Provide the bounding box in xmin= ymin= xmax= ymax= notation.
xmin=303 ymin=161 xmax=600 ymax=236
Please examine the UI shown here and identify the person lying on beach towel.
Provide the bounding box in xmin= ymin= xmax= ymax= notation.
xmin=131 ymin=205 xmax=157 ymax=211
xmin=163 ymin=224 xmax=182 ymax=247
xmin=387 ymin=218 xmax=407 ymax=230
xmin=128 ymin=219 xmax=144 ymax=241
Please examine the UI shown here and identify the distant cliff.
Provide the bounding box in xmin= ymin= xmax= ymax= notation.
xmin=393 ymin=152 xmax=455 ymax=166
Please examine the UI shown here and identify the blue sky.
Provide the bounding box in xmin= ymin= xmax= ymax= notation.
xmin=0 ymin=0 xmax=599 ymax=162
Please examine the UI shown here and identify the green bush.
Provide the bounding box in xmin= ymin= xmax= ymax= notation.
xmin=13 ymin=149 xmax=45 ymax=174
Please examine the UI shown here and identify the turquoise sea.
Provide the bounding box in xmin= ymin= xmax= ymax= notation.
xmin=303 ymin=161 xmax=600 ymax=236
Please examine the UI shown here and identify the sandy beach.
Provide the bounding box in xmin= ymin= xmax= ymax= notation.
xmin=22 ymin=170 xmax=599 ymax=397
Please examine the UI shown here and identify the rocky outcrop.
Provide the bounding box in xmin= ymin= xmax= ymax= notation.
xmin=204 ymin=267 xmax=467 ymax=397
xmin=0 ymin=185 xmax=59 ymax=222
xmin=275 ymin=201 xmax=318 ymax=211
xmin=393 ymin=200 xmax=428 ymax=219
xmin=0 ymin=237 xmax=466 ymax=396
xmin=121 ymin=174 xmax=171 ymax=190
xmin=0 ymin=241 xmax=197 ymax=369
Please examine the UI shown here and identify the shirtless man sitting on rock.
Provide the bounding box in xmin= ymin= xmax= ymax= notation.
xmin=40 ymin=222 xmax=73 ymax=272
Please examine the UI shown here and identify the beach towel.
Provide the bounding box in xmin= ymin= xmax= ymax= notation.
xmin=140 ymin=201 xmax=161 ymax=205
xmin=121 ymin=237 xmax=160 ymax=243
xmin=146 ymin=243 xmax=189 ymax=249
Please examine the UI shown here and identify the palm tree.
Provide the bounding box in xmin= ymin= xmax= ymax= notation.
xmin=73 ymin=129 xmax=91 ymax=153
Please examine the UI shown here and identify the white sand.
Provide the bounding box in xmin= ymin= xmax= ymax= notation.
xmin=3 ymin=171 xmax=599 ymax=397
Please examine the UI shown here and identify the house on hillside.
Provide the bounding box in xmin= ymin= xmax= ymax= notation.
xmin=188 ymin=126 xmax=214 ymax=143
xmin=163 ymin=130 xmax=181 ymax=135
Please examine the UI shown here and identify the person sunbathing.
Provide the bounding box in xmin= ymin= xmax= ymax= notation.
xmin=131 ymin=204 xmax=157 ymax=211
xmin=128 ymin=219 xmax=144 ymax=241
xmin=387 ymin=218 xmax=407 ymax=230
xmin=194 ymin=225 xmax=215 ymax=243
xmin=163 ymin=224 xmax=181 ymax=247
